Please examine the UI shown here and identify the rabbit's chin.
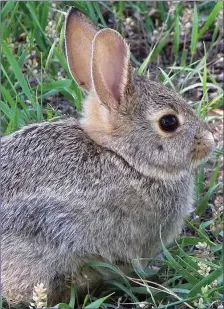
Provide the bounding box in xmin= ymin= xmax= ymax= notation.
xmin=190 ymin=154 xmax=212 ymax=170
xmin=190 ymin=143 xmax=215 ymax=169
xmin=138 ymin=165 xmax=192 ymax=181
xmin=190 ymin=145 xmax=214 ymax=170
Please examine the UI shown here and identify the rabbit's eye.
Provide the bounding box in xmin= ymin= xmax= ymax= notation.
xmin=159 ymin=114 xmax=179 ymax=132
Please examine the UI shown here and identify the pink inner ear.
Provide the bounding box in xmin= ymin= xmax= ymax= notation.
xmin=65 ymin=8 xmax=97 ymax=92
xmin=92 ymin=29 xmax=130 ymax=108
xmin=99 ymin=39 xmax=127 ymax=102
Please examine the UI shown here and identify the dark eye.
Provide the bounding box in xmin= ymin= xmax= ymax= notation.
xmin=159 ymin=114 xmax=179 ymax=132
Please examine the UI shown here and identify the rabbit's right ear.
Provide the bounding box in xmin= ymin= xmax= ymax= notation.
xmin=91 ymin=29 xmax=132 ymax=111
xmin=65 ymin=7 xmax=98 ymax=92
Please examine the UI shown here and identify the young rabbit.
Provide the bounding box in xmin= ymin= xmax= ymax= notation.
xmin=1 ymin=7 xmax=214 ymax=307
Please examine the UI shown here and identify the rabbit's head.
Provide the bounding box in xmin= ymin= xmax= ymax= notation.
xmin=65 ymin=7 xmax=214 ymax=180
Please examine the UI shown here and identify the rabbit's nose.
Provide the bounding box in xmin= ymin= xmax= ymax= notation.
xmin=195 ymin=130 xmax=214 ymax=145
xmin=206 ymin=131 xmax=215 ymax=148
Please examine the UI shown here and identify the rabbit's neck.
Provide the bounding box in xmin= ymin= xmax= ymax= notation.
xmin=81 ymin=93 xmax=114 ymax=145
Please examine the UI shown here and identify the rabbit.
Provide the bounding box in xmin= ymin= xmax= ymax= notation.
xmin=1 ymin=6 xmax=214 ymax=307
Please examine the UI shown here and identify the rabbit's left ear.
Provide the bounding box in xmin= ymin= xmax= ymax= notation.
xmin=91 ymin=29 xmax=132 ymax=110
xmin=65 ymin=7 xmax=98 ymax=92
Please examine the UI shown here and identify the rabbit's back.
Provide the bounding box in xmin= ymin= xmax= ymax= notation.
xmin=2 ymin=118 xmax=103 ymax=202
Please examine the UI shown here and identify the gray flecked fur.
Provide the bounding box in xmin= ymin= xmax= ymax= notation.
xmin=1 ymin=12 xmax=213 ymax=308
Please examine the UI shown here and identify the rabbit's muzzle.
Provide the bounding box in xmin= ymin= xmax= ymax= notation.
xmin=191 ymin=130 xmax=214 ymax=161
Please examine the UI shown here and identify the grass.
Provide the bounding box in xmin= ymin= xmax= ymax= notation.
xmin=1 ymin=1 xmax=223 ymax=308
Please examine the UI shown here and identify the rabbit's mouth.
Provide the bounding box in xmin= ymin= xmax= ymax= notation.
xmin=191 ymin=131 xmax=215 ymax=164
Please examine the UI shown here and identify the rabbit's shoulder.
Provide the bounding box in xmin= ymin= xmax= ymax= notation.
xmin=1 ymin=118 xmax=104 ymax=199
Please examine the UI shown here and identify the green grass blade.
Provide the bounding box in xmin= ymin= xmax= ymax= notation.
xmin=86 ymin=2 xmax=98 ymax=24
xmin=191 ymin=3 xmax=199 ymax=56
xmin=185 ymin=219 xmax=215 ymax=246
xmin=196 ymin=183 xmax=221 ymax=216
xmin=84 ymin=293 xmax=114 ymax=309
xmin=82 ymin=261 xmax=131 ymax=288
xmin=176 ymin=244 xmax=201 ymax=272
xmin=208 ymin=161 xmax=221 ymax=190
xmin=93 ymin=2 xmax=107 ymax=27
xmin=1 ymin=1 xmax=15 ymax=20
xmin=45 ymin=41 xmax=57 ymax=72
xmin=37 ymin=80 xmax=72 ymax=92
xmin=68 ymin=284 xmax=76 ymax=309
xmin=189 ymin=267 xmax=222 ymax=297
xmin=202 ymin=49 xmax=208 ymax=113
xmin=25 ymin=2 xmax=46 ymax=37
xmin=39 ymin=1 xmax=50 ymax=31
xmin=159 ymin=68 xmax=176 ymax=91
xmin=198 ymin=2 xmax=223 ymax=38
xmin=138 ymin=44 xmax=157 ymax=75
xmin=160 ymin=236 xmax=198 ymax=285
xmin=151 ymin=31 xmax=170 ymax=62
xmin=106 ymin=280 xmax=139 ymax=303
xmin=174 ymin=14 xmax=180 ymax=57
xmin=154 ymin=296 xmax=199 ymax=309
xmin=53 ymin=303 xmax=72 ymax=308
xmin=176 ymin=256 xmax=201 ymax=279
xmin=2 ymin=41 xmax=34 ymax=103
xmin=1 ymin=101 xmax=14 ymax=121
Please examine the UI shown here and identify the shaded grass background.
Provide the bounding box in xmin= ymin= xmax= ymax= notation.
xmin=1 ymin=1 xmax=223 ymax=308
